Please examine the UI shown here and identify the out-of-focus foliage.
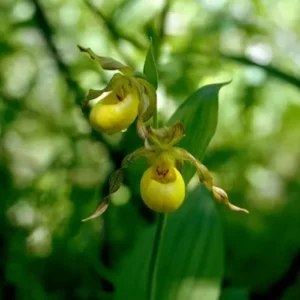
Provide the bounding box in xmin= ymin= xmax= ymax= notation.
xmin=1 ymin=0 xmax=300 ymax=299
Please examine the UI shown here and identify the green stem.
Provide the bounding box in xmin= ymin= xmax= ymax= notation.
xmin=148 ymin=213 xmax=167 ymax=300
xmin=148 ymin=24 xmax=163 ymax=300
xmin=153 ymin=109 xmax=158 ymax=129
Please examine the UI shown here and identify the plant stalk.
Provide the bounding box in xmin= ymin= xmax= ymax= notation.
xmin=153 ymin=109 xmax=158 ymax=129
xmin=148 ymin=213 xmax=167 ymax=300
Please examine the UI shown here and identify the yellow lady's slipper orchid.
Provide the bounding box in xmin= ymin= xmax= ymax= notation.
xmin=82 ymin=73 xmax=156 ymax=135
xmin=89 ymin=87 xmax=140 ymax=135
xmin=82 ymin=122 xmax=248 ymax=222
xmin=79 ymin=47 xmax=157 ymax=135
xmin=140 ymin=153 xmax=185 ymax=212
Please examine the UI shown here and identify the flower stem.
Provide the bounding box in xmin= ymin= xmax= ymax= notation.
xmin=153 ymin=109 xmax=158 ymax=129
xmin=148 ymin=213 xmax=167 ymax=300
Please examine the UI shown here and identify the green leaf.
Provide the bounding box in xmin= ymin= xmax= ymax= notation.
xmin=168 ymin=82 xmax=230 ymax=183
xmin=78 ymin=45 xmax=133 ymax=75
xmin=114 ymin=186 xmax=224 ymax=300
xmin=220 ymin=288 xmax=250 ymax=300
xmin=143 ymin=41 xmax=158 ymax=89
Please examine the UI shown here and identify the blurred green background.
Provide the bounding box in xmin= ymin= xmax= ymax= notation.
xmin=1 ymin=0 xmax=300 ymax=299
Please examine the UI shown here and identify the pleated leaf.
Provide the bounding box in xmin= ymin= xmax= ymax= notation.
xmin=114 ymin=186 xmax=224 ymax=300
xmin=168 ymin=82 xmax=230 ymax=183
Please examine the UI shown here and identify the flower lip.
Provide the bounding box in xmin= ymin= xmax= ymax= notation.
xmin=151 ymin=164 xmax=177 ymax=184
xmin=89 ymin=88 xmax=140 ymax=135
xmin=141 ymin=166 xmax=185 ymax=213
xmin=150 ymin=152 xmax=177 ymax=183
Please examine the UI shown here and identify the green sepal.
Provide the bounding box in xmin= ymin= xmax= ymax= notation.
xmin=82 ymin=197 xmax=110 ymax=222
xmin=136 ymin=117 xmax=148 ymax=142
xmin=170 ymin=147 xmax=213 ymax=188
xmin=143 ymin=121 xmax=185 ymax=149
xmin=170 ymin=147 xmax=249 ymax=213
xmin=213 ymin=186 xmax=249 ymax=213
xmin=133 ymin=71 xmax=148 ymax=81
xmin=136 ymin=78 xmax=157 ymax=122
xmin=81 ymin=89 xmax=106 ymax=115
xmin=143 ymin=41 xmax=158 ymax=89
xmin=109 ymin=169 xmax=125 ymax=194
xmin=175 ymin=159 xmax=184 ymax=173
xmin=82 ymin=147 xmax=154 ymax=221
xmin=81 ymin=73 xmax=125 ymax=115
xmin=78 ymin=45 xmax=133 ymax=75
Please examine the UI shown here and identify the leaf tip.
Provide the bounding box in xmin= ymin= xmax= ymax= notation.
xmin=143 ymin=40 xmax=158 ymax=89
xmin=223 ymin=79 xmax=232 ymax=86
xmin=215 ymin=79 xmax=232 ymax=90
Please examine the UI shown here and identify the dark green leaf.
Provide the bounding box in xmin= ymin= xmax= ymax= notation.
xmin=0 ymin=41 xmax=15 ymax=56
xmin=114 ymin=186 xmax=224 ymax=300
xmin=168 ymin=82 xmax=230 ymax=183
xmin=143 ymin=41 xmax=158 ymax=89
xmin=220 ymin=287 xmax=250 ymax=300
